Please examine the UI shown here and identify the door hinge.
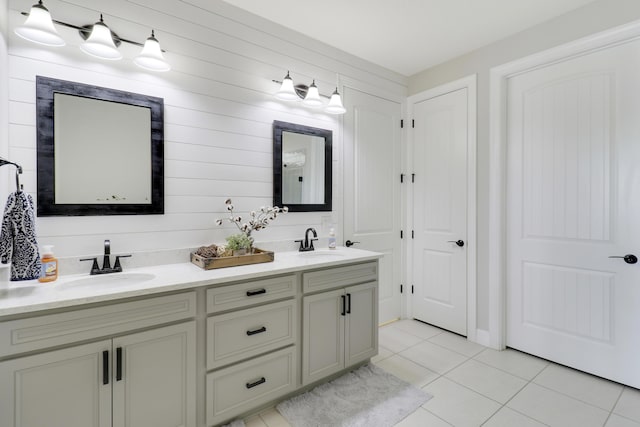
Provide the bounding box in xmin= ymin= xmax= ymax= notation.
xmin=400 ymin=119 xmax=404 ymax=128
xmin=411 ymin=285 xmax=414 ymax=294
xmin=400 ymin=230 xmax=404 ymax=239
xmin=400 ymin=284 xmax=403 ymax=293
xmin=400 ymin=173 xmax=405 ymax=183
xmin=411 ymin=173 xmax=415 ymax=183
xmin=412 ymin=119 xmax=415 ymax=128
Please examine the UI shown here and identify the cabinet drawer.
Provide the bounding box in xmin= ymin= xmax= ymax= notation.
xmin=206 ymin=274 xmax=296 ymax=313
xmin=0 ymin=292 xmax=196 ymax=358
xmin=207 ymin=299 xmax=296 ymax=370
xmin=206 ymin=346 xmax=296 ymax=426
xmin=303 ymin=262 xmax=377 ymax=294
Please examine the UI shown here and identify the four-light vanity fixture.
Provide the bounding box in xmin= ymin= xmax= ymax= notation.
xmin=14 ymin=1 xmax=170 ymax=72
xmin=274 ymin=71 xmax=346 ymax=115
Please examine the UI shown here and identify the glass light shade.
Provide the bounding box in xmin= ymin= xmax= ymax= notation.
xmin=80 ymin=18 xmax=122 ymax=60
xmin=325 ymin=88 xmax=346 ymax=114
xmin=14 ymin=1 xmax=65 ymax=47
xmin=275 ymin=72 xmax=299 ymax=101
xmin=134 ymin=31 xmax=170 ymax=72
xmin=302 ymin=80 xmax=323 ymax=108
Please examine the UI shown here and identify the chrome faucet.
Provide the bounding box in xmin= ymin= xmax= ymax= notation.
xmin=80 ymin=240 xmax=132 ymax=275
xmin=296 ymin=228 xmax=318 ymax=252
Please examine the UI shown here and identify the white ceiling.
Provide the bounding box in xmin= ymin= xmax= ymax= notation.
xmin=222 ymin=0 xmax=598 ymax=76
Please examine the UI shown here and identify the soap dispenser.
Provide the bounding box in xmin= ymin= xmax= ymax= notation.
xmin=328 ymin=228 xmax=336 ymax=249
xmin=39 ymin=245 xmax=58 ymax=283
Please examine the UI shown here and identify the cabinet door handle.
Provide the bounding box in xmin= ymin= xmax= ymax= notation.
xmin=341 ymin=295 xmax=346 ymax=316
xmin=246 ymin=377 xmax=266 ymax=389
xmin=116 ymin=347 xmax=123 ymax=381
xmin=102 ymin=350 xmax=109 ymax=385
xmin=346 ymin=293 xmax=351 ymax=314
xmin=246 ymin=326 xmax=267 ymax=336
xmin=246 ymin=288 xmax=266 ymax=297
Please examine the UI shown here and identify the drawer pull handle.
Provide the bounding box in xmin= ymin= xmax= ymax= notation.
xmin=246 ymin=377 xmax=266 ymax=389
xmin=246 ymin=326 xmax=267 ymax=336
xmin=341 ymin=295 xmax=346 ymax=316
xmin=246 ymin=288 xmax=267 ymax=297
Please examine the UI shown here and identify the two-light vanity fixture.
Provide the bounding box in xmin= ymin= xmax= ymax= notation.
xmin=15 ymin=1 xmax=170 ymax=72
xmin=274 ymin=71 xmax=346 ymax=115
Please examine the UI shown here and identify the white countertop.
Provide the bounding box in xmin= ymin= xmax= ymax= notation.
xmin=0 ymin=248 xmax=381 ymax=317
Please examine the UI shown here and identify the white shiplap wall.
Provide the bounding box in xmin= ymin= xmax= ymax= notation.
xmin=4 ymin=0 xmax=407 ymax=257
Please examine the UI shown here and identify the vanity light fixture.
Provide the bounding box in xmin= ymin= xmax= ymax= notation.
xmin=14 ymin=1 xmax=65 ymax=47
xmin=134 ymin=30 xmax=171 ymax=72
xmin=273 ymin=72 xmax=346 ymax=115
xmin=79 ymin=14 xmax=122 ymax=60
xmin=15 ymin=2 xmax=170 ymax=71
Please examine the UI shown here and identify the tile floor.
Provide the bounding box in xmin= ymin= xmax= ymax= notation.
xmin=243 ymin=320 xmax=640 ymax=427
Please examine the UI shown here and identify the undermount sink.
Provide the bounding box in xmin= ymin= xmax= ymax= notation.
xmin=58 ymin=273 xmax=156 ymax=290
xmin=298 ymin=250 xmax=346 ymax=258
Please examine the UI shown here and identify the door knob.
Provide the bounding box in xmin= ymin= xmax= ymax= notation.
xmin=608 ymin=254 xmax=638 ymax=264
xmin=345 ymin=240 xmax=360 ymax=247
xmin=447 ymin=240 xmax=465 ymax=247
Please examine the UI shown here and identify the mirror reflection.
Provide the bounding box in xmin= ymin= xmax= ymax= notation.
xmin=273 ymin=121 xmax=332 ymax=212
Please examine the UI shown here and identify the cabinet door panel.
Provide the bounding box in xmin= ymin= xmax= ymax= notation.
xmin=112 ymin=322 xmax=196 ymax=427
xmin=0 ymin=340 xmax=111 ymax=427
xmin=302 ymin=289 xmax=345 ymax=385
xmin=345 ymin=282 xmax=378 ymax=366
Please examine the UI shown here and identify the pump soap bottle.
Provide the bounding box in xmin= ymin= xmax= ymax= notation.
xmin=328 ymin=228 xmax=337 ymax=249
xmin=39 ymin=245 xmax=58 ymax=283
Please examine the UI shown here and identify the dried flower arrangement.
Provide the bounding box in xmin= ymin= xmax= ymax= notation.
xmin=195 ymin=198 xmax=287 ymax=258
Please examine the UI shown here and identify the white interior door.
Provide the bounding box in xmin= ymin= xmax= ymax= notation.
xmin=412 ymin=88 xmax=469 ymax=336
xmin=506 ymin=38 xmax=640 ymax=388
xmin=343 ymin=86 xmax=402 ymax=324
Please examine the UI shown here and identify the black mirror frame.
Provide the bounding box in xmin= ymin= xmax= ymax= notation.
xmin=273 ymin=121 xmax=332 ymax=212
xmin=36 ymin=76 xmax=164 ymax=216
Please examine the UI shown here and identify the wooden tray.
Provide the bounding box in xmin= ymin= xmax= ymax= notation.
xmin=190 ymin=248 xmax=274 ymax=270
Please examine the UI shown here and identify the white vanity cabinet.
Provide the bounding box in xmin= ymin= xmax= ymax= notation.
xmin=0 ymin=292 xmax=197 ymax=427
xmin=205 ymin=274 xmax=298 ymax=426
xmin=301 ymin=261 xmax=378 ymax=385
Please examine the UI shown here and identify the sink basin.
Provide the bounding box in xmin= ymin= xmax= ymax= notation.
xmin=298 ymin=250 xmax=347 ymax=258
xmin=59 ymin=273 xmax=156 ymax=290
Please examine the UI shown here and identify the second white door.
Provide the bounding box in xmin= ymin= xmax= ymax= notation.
xmin=411 ymin=88 xmax=470 ymax=336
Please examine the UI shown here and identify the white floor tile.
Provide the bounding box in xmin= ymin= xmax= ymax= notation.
xmin=394 ymin=407 xmax=452 ymax=426
xmin=379 ymin=325 xmax=423 ymax=352
xmin=400 ymin=340 xmax=468 ymax=374
xmin=614 ymin=387 xmax=640 ymax=422
xmin=259 ymin=408 xmax=291 ymax=427
xmin=482 ymin=407 xmax=547 ymax=427
xmin=533 ymin=363 xmax=623 ymax=411
xmin=391 ymin=319 xmax=444 ymax=340
xmin=371 ymin=345 xmax=394 ymax=363
xmin=445 ymin=359 xmax=527 ymax=404
xmin=507 ymin=382 xmax=609 ymax=427
xmin=473 ymin=348 xmax=548 ymax=380
xmin=428 ymin=331 xmax=486 ymax=357
xmin=375 ymin=354 xmax=440 ymax=387
xmin=606 ymin=414 xmax=640 ymax=427
xmin=422 ymin=377 xmax=501 ymax=427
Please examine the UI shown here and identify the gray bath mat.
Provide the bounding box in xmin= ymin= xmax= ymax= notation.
xmin=277 ymin=364 xmax=432 ymax=427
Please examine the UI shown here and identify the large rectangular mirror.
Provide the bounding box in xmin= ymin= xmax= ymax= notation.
xmin=36 ymin=76 xmax=164 ymax=216
xmin=273 ymin=121 xmax=332 ymax=212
